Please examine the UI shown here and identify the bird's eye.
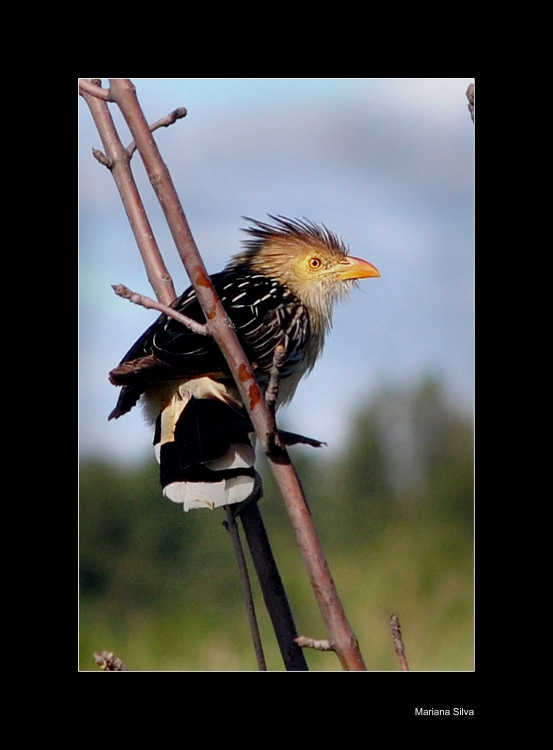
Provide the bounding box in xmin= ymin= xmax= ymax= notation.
xmin=308 ymin=257 xmax=322 ymax=270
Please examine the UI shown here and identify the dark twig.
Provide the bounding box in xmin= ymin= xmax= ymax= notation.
xmin=224 ymin=504 xmax=267 ymax=671
xmin=390 ymin=614 xmax=409 ymax=671
xmin=94 ymin=651 xmax=128 ymax=671
xmin=111 ymin=283 xmax=208 ymax=336
xmin=295 ymin=636 xmax=332 ymax=651
xmin=127 ymin=107 xmax=187 ymax=157
xmin=238 ymin=499 xmax=309 ymax=671
xmin=466 ymin=84 xmax=474 ymax=124
xmin=278 ymin=430 xmax=327 ymax=449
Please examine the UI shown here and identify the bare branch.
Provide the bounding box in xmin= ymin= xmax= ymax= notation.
xmin=224 ymin=502 xmax=267 ymax=671
xmin=96 ymin=78 xmax=366 ymax=671
xmin=295 ymin=636 xmax=332 ymax=652
xmin=84 ymin=81 xmax=309 ymax=672
xmin=80 ymin=83 xmax=176 ymax=306
xmin=390 ymin=614 xmax=409 ymax=671
xmin=127 ymin=107 xmax=188 ymax=157
xmin=79 ymin=78 xmax=112 ymax=101
xmin=112 ymin=283 xmax=208 ymax=336
xmin=93 ymin=651 xmax=128 ymax=671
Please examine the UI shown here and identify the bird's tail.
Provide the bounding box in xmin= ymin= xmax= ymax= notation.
xmin=153 ymin=382 xmax=258 ymax=511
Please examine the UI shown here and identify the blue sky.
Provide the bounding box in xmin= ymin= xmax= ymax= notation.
xmin=79 ymin=78 xmax=474 ymax=462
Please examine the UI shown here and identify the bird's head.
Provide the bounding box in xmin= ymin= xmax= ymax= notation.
xmin=228 ymin=216 xmax=380 ymax=332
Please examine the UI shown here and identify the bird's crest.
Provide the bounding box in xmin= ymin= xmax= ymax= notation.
xmin=228 ymin=215 xmax=349 ymax=269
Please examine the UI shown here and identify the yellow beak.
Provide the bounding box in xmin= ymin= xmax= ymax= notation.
xmin=336 ymin=256 xmax=381 ymax=280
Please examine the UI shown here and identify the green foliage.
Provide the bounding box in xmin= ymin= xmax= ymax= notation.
xmin=80 ymin=378 xmax=473 ymax=670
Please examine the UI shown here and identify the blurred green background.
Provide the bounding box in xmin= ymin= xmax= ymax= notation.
xmin=80 ymin=378 xmax=473 ymax=671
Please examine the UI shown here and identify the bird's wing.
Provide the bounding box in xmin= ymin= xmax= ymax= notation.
xmin=108 ymin=271 xmax=310 ymax=417
xmin=109 ymin=278 xmax=226 ymax=387
xmin=216 ymin=272 xmax=310 ymax=381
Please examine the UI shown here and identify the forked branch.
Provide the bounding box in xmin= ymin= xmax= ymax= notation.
xmin=80 ymin=77 xmax=366 ymax=671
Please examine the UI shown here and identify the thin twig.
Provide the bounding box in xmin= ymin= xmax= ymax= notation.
xmin=265 ymin=343 xmax=287 ymax=453
xmin=390 ymin=614 xmax=409 ymax=671
xmin=127 ymin=107 xmax=187 ymax=157
xmin=112 ymin=283 xmax=209 ymax=336
xmin=93 ymin=651 xmax=128 ymax=671
xmin=466 ymin=83 xmax=474 ymax=124
xmin=224 ymin=503 xmax=267 ymax=671
xmin=266 ymin=343 xmax=287 ymax=410
xmin=295 ymin=636 xmax=332 ymax=652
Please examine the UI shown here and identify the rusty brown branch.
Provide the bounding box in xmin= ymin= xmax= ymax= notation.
xmin=94 ymin=78 xmax=366 ymax=671
xmin=107 ymin=78 xmax=366 ymax=672
xmin=111 ymin=283 xmax=208 ymax=336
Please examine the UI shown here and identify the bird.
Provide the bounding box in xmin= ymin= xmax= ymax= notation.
xmin=108 ymin=216 xmax=380 ymax=511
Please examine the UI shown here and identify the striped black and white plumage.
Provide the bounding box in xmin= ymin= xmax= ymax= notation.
xmin=109 ymin=216 xmax=380 ymax=511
